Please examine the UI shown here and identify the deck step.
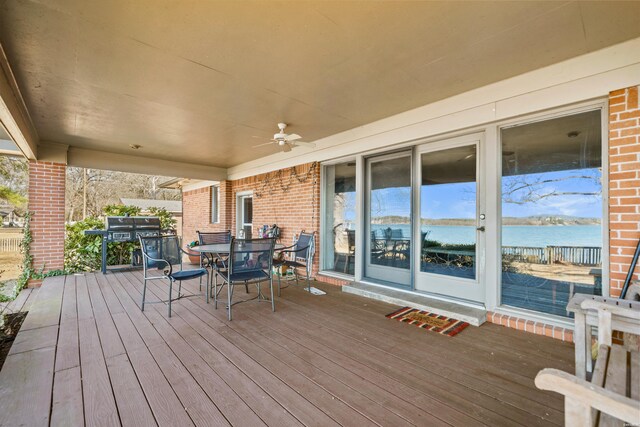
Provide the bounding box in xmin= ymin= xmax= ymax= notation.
xmin=342 ymin=282 xmax=486 ymax=326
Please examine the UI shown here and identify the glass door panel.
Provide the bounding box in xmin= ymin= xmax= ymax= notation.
xmin=415 ymin=138 xmax=485 ymax=302
xmin=420 ymin=145 xmax=477 ymax=280
xmin=365 ymin=152 xmax=412 ymax=287
xmin=322 ymin=162 xmax=357 ymax=275
xmin=238 ymin=195 xmax=253 ymax=239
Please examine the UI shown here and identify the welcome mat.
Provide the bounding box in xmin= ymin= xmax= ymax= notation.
xmin=386 ymin=307 xmax=470 ymax=337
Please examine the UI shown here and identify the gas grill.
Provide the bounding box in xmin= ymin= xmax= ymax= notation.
xmin=84 ymin=216 xmax=162 ymax=273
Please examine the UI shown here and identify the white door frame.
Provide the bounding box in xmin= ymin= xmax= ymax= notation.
xmin=236 ymin=191 xmax=253 ymax=237
xmin=413 ymin=133 xmax=486 ymax=303
xmin=363 ymin=150 xmax=413 ymax=288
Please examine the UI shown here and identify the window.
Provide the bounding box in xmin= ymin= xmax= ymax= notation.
xmin=322 ymin=162 xmax=356 ymax=275
xmin=211 ymin=185 xmax=219 ymax=223
xmin=500 ymin=109 xmax=603 ymax=318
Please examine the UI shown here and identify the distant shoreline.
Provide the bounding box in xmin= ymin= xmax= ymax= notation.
xmin=371 ymin=216 xmax=600 ymax=227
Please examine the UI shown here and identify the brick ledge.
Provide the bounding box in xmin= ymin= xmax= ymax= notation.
xmin=487 ymin=311 xmax=574 ymax=343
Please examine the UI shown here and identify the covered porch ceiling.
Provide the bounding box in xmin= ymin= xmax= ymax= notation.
xmin=1 ymin=1 xmax=640 ymax=176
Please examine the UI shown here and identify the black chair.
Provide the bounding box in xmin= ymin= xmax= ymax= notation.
xmin=196 ymin=230 xmax=240 ymax=292
xmin=215 ymin=237 xmax=275 ymax=320
xmin=139 ymin=235 xmax=209 ymax=317
xmin=333 ymin=229 xmax=356 ymax=274
xmin=274 ymin=231 xmax=315 ymax=295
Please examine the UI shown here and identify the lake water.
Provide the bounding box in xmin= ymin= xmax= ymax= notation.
xmin=371 ymin=224 xmax=602 ymax=247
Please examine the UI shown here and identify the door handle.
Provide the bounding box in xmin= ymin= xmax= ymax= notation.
xmin=476 ymin=226 xmax=485 ymax=232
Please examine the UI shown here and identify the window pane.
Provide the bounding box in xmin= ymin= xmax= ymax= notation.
xmin=211 ymin=186 xmax=219 ymax=223
xmin=420 ymin=145 xmax=476 ymax=279
xmin=369 ymin=155 xmax=411 ymax=270
xmin=501 ymin=110 xmax=602 ymax=318
xmin=323 ymin=162 xmax=356 ymax=275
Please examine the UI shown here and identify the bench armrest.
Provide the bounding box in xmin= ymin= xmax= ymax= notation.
xmin=581 ymin=299 xmax=640 ymax=321
xmin=580 ymin=299 xmax=640 ymax=346
xmin=535 ymin=368 xmax=640 ymax=426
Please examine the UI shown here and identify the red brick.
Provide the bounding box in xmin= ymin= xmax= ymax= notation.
xmin=27 ymin=161 xmax=66 ymax=282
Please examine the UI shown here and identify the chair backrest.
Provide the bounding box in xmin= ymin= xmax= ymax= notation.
xmin=294 ymin=232 xmax=315 ymax=263
xmin=228 ymin=237 xmax=275 ymax=278
xmin=139 ymin=235 xmax=181 ymax=270
xmin=197 ymin=230 xmax=231 ymax=245
xmin=346 ymin=229 xmax=356 ymax=252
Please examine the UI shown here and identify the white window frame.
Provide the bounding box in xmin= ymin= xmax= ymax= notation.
xmin=211 ymin=185 xmax=220 ymax=224
xmin=493 ymin=99 xmax=609 ymax=319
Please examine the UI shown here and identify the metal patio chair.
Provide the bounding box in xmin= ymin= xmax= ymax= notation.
xmin=139 ymin=235 xmax=209 ymax=317
xmin=196 ymin=230 xmax=243 ymax=293
xmin=215 ymin=237 xmax=276 ymax=320
xmin=274 ymin=231 xmax=315 ymax=295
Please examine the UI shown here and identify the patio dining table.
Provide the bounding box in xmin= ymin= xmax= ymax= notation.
xmin=192 ymin=242 xmax=285 ymax=257
xmin=191 ymin=242 xmax=285 ymax=280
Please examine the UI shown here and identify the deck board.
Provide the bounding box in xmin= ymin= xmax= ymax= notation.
xmin=51 ymin=366 xmax=85 ymax=427
xmin=0 ymin=270 xmax=575 ymax=426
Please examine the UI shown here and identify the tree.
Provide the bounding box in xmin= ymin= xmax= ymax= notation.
xmin=501 ymin=170 xmax=601 ymax=205
xmin=65 ymin=167 xmax=181 ymax=221
xmin=0 ymin=155 xmax=28 ymax=213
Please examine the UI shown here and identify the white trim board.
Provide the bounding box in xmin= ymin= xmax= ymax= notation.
xmin=227 ymin=37 xmax=640 ymax=180
xmin=182 ymin=180 xmax=219 ymax=192
xmin=342 ymin=282 xmax=486 ymax=326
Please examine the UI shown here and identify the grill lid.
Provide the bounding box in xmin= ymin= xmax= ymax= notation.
xmin=106 ymin=216 xmax=135 ymax=230
xmin=134 ymin=217 xmax=161 ymax=229
xmin=105 ymin=216 xmax=161 ymax=231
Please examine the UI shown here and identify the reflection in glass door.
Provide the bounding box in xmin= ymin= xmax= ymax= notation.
xmin=415 ymin=139 xmax=485 ymax=302
xmin=365 ymin=152 xmax=412 ymax=287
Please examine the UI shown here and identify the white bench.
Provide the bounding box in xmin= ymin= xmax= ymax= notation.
xmin=567 ymin=294 xmax=640 ymax=379
xmin=536 ymin=299 xmax=640 ymax=426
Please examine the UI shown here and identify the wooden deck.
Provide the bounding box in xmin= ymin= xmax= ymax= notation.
xmin=0 ymin=270 xmax=575 ymax=426
xmin=0 ymin=287 xmax=39 ymax=315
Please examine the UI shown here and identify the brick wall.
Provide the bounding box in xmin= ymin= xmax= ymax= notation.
xmin=182 ymin=163 xmax=322 ymax=276
xmin=609 ymin=86 xmax=640 ymax=297
xmin=27 ymin=161 xmax=66 ymax=287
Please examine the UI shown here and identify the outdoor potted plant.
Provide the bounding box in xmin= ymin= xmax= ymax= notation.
xmin=185 ymin=240 xmax=201 ymax=265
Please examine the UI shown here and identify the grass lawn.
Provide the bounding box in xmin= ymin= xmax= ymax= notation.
xmin=0 ymin=252 xmax=22 ymax=300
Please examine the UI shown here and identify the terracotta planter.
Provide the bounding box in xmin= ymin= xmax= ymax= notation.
xmin=185 ymin=248 xmax=201 ymax=265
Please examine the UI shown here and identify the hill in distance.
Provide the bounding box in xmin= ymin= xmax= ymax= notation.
xmin=371 ymin=215 xmax=600 ymax=226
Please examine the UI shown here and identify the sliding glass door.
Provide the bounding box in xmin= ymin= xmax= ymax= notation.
xmin=414 ymin=137 xmax=486 ymax=302
xmin=364 ymin=152 xmax=412 ymax=287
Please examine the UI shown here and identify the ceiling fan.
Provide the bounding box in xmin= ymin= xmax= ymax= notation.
xmin=253 ymin=123 xmax=315 ymax=152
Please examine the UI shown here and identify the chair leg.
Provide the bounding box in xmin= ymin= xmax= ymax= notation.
xmin=245 ymin=282 xmax=249 ymax=294
xmin=205 ymin=271 xmax=210 ymax=304
xmin=141 ymin=278 xmax=147 ymax=311
xmin=214 ymin=274 xmax=218 ymax=309
xmin=270 ymin=277 xmax=275 ymax=312
xmin=277 ymin=273 xmax=281 ymax=297
xmin=168 ymin=279 xmax=173 ymax=318
xmin=306 ymin=269 xmax=311 ymax=292
xmin=228 ymin=283 xmax=232 ymax=321
xmin=178 ymin=281 xmax=182 ymax=299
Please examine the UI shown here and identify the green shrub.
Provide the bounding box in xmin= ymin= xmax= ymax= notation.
xmin=148 ymin=206 xmax=177 ymax=231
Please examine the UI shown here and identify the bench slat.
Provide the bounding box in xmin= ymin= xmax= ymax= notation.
xmin=631 ymin=352 xmax=639 ymax=401
xmin=591 ymin=345 xmax=610 ymax=425
xmin=592 ymin=345 xmax=609 ymax=387
xmin=600 ymin=345 xmax=628 ymax=427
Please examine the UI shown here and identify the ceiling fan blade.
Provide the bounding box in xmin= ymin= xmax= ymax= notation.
xmin=282 ymin=143 xmax=292 ymax=152
xmin=284 ymin=133 xmax=301 ymax=142
xmin=292 ymin=141 xmax=315 ymax=148
xmin=252 ymin=141 xmax=275 ymax=148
